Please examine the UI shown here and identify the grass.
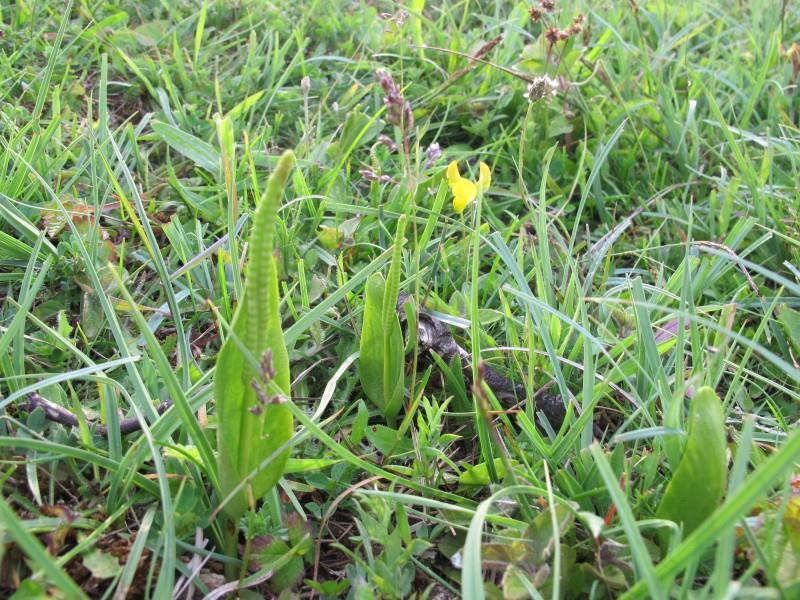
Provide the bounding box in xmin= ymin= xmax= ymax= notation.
xmin=1 ymin=0 xmax=800 ymax=597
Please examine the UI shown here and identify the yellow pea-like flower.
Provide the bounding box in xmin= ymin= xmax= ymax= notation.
xmin=447 ymin=160 xmax=461 ymax=184
xmin=451 ymin=178 xmax=477 ymax=214
xmin=446 ymin=160 xmax=491 ymax=214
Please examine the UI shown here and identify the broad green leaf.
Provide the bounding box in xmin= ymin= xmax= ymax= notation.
xmin=382 ymin=215 xmax=406 ymax=334
xmin=215 ymin=150 xmax=295 ymax=519
xmin=526 ymin=502 xmax=575 ymax=564
xmin=382 ymin=314 xmax=405 ymax=423
xmin=656 ymin=386 xmax=727 ymax=536
xmin=381 ymin=215 xmax=407 ymax=424
xmin=359 ymin=273 xmax=387 ymax=408
xmin=365 ymin=424 xmax=413 ymax=456
xmin=256 ymin=538 xmax=305 ymax=592
xmin=459 ymin=458 xmax=515 ymax=486
xmin=358 ymin=216 xmax=407 ymax=424
xmin=152 ymin=120 xmax=220 ymax=172
xmin=317 ymin=224 xmax=343 ymax=249
xmin=82 ymin=548 xmax=123 ymax=579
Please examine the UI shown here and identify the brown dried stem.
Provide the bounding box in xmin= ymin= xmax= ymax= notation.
xmin=22 ymin=392 xmax=171 ymax=435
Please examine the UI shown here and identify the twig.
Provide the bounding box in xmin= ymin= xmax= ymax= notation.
xmin=396 ymin=294 xmax=566 ymax=428
xmin=23 ymin=392 xmax=171 ymax=435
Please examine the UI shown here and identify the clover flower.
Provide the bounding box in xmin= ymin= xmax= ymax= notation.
xmin=527 ymin=75 xmax=559 ymax=103
xmin=425 ymin=142 xmax=442 ymax=168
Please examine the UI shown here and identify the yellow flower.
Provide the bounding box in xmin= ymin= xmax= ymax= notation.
xmin=446 ymin=160 xmax=491 ymax=214
xmin=477 ymin=162 xmax=491 ymax=192
xmin=451 ymin=178 xmax=477 ymax=214
xmin=447 ymin=160 xmax=461 ymax=185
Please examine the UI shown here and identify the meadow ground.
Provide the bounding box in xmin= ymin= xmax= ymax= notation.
xmin=1 ymin=0 xmax=800 ymax=598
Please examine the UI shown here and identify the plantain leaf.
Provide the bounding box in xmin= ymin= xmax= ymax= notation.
xmin=380 ymin=215 xmax=407 ymax=424
xmin=358 ymin=216 xmax=407 ymax=424
xmin=656 ymin=386 xmax=727 ymax=536
xmin=215 ymin=150 xmax=295 ymax=519
xmin=359 ymin=273 xmax=387 ymax=408
xmin=382 ymin=315 xmax=405 ymax=423
xmin=382 ymin=215 xmax=406 ymax=335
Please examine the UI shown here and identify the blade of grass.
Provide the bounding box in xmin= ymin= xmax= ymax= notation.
xmin=589 ymin=443 xmax=664 ymax=599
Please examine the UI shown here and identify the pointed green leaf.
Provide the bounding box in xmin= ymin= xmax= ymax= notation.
xmin=382 ymin=315 xmax=405 ymax=423
xmin=152 ymin=120 xmax=220 ymax=172
xmin=359 ymin=272 xmax=387 ymax=409
xmin=656 ymin=386 xmax=727 ymax=535
xmin=215 ymin=150 xmax=295 ymax=519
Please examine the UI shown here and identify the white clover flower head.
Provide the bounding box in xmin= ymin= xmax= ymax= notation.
xmin=527 ymin=75 xmax=559 ymax=103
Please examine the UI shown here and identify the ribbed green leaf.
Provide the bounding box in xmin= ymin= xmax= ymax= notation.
xmin=359 ymin=272 xmax=386 ymax=407
xmin=382 ymin=315 xmax=405 ymax=423
xmin=215 ymin=150 xmax=295 ymax=519
xmin=358 ymin=216 xmax=407 ymax=424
